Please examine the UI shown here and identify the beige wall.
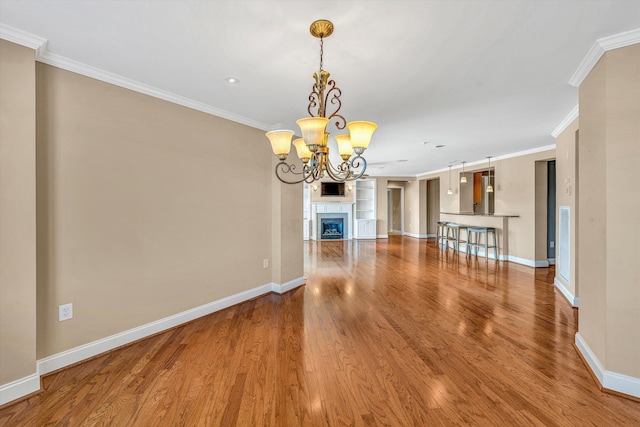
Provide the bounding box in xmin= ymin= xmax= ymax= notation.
xmin=554 ymin=118 xmax=579 ymax=299
xmin=375 ymin=177 xmax=388 ymax=236
xmin=0 ymin=40 xmax=37 ymax=385
xmin=30 ymin=62 xmax=298 ymax=359
xmin=578 ymin=44 xmax=640 ymax=378
xmin=401 ymin=180 xmax=427 ymax=236
xmin=494 ymin=150 xmax=555 ymax=262
xmin=413 ymin=150 xmax=555 ymax=262
xmin=271 ymin=157 xmax=304 ymax=284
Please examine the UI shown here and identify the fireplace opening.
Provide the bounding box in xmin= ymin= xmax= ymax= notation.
xmin=320 ymin=218 xmax=344 ymax=240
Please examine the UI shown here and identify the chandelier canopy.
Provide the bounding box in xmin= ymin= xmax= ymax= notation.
xmin=266 ymin=20 xmax=377 ymax=184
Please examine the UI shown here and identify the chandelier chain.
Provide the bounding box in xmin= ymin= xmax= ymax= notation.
xmin=319 ymin=36 xmax=324 ymax=71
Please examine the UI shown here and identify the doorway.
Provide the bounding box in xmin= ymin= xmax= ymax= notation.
xmin=426 ymin=178 xmax=440 ymax=236
xmin=547 ymin=160 xmax=557 ymax=263
xmin=387 ymin=187 xmax=404 ymax=234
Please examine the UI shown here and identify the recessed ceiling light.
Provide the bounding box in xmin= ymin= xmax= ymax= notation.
xmin=225 ymin=77 xmax=239 ymax=84
xmin=397 ymin=159 xmax=408 ymax=162
xmin=435 ymin=144 xmax=446 ymax=148
xmin=422 ymin=141 xmax=430 ymax=145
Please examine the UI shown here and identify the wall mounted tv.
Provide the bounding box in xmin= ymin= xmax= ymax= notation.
xmin=321 ymin=182 xmax=345 ymax=196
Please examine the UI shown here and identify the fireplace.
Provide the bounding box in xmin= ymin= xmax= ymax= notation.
xmin=320 ymin=218 xmax=344 ymax=240
xmin=314 ymin=208 xmax=351 ymax=240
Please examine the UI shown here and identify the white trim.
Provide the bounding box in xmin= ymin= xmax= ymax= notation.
xmin=0 ymin=24 xmax=48 ymax=56
xmin=569 ymin=28 xmax=640 ymax=87
xmin=442 ymin=244 xmax=547 ymax=267
xmin=403 ymin=232 xmax=429 ymax=239
xmin=271 ymin=276 xmax=305 ymax=294
xmin=2 ymin=279 xmax=305 ymax=405
xmin=554 ymin=277 xmax=579 ymax=307
xmin=0 ymin=25 xmax=271 ymax=132
xmin=38 ymin=282 xmax=278 ymax=376
xmin=505 ymin=255 xmax=542 ymax=267
xmin=36 ymin=51 xmax=271 ymax=131
xmin=416 ymin=144 xmax=557 ymax=178
xmin=548 ymin=258 xmax=556 ymax=265
xmin=0 ymin=373 xmax=40 ymax=406
xmin=575 ymin=332 xmax=640 ymax=398
xmin=376 ymin=234 xmax=389 ymax=239
xmin=551 ymin=105 xmax=579 ymax=138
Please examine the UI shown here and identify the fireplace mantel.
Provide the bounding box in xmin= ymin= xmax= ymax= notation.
xmin=311 ymin=203 xmax=354 ymax=240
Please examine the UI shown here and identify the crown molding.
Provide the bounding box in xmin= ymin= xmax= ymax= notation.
xmin=1 ymin=25 xmax=271 ymax=132
xmin=551 ymin=105 xmax=579 ymax=138
xmin=415 ymin=144 xmax=557 ymax=178
xmin=0 ymin=23 xmax=48 ymax=56
xmin=569 ymin=28 xmax=640 ymax=87
xmin=36 ymin=51 xmax=272 ymax=131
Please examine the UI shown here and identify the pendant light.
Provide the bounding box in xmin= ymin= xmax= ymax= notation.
xmin=447 ymin=166 xmax=453 ymax=195
xmin=460 ymin=161 xmax=467 ymax=184
xmin=486 ymin=156 xmax=494 ymax=193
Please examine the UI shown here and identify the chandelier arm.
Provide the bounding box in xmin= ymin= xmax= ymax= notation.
xmin=274 ymin=161 xmax=313 ymax=184
xmin=308 ymin=85 xmax=320 ymax=117
xmin=324 ymin=163 xmax=349 ymax=182
xmin=345 ymin=155 xmax=368 ymax=181
xmin=324 ymin=81 xmax=346 ymax=130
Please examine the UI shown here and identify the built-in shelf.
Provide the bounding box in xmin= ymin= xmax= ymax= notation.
xmin=355 ymin=179 xmax=376 ymax=238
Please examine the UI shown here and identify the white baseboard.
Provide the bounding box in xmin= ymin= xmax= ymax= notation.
xmin=0 ymin=373 xmax=40 ymax=406
xmin=554 ymin=277 xmax=579 ymax=307
xmin=443 ymin=243 xmax=550 ymax=267
xmin=506 ymin=255 xmax=547 ymax=267
xmin=271 ymin=276 xmax=305 ymax=294
xmin=376 ymin=234 xmax=389 ymax=239
xmin=443 ymin=243 xmax=507 ymax=261
xmin=33 ymin=278 xmax=304 ymax=388
xmin=2 ymin=279 xmax=305 ymax=405
xmin=548 ymin=258 xmax=556 ymax=265
xmin=575 ymin=332 xmax=640 ymax=398
xmin=403 ymin=232 xmax=430 ymax=239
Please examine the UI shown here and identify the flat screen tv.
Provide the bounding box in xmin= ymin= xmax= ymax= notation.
xmin=321 ymin=182 xmax=345 ymax=196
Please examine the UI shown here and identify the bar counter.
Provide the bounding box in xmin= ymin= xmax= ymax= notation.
xmin=439 ymin=212 xmax=519 ymax=259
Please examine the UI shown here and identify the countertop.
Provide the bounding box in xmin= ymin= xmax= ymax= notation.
xmin=440 ymin=212 xmax=519 ymax=218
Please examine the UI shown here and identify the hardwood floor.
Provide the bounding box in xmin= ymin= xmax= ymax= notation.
xmin=2 ymin=236 xmax=639 ymax=426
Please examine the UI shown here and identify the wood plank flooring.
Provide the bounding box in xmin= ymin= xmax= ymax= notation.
xmin=2 ymin=236 xmax=639 ymax=426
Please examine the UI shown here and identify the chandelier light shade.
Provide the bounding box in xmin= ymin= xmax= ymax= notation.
xmin=266 ymin=130 xmax=294 ymax=160
xmin=460 ymin=161 xmax=467 ymax=184
xmin=297 ymin=117 xmax=330 ymax=148
xmin=335 ymin=134 xmax=354 ymax=160
xmin=486 ymin=156 xmax=494 ymax=193
xmin=448 ymin=166 xmax=453 ymax=195
xmin=293 ymin=138 xmax=312 ymax=163
xmin=266 ymin=20 xmax=377 ymax=184
xmin=347 ymin=121 xmax=378 ymax=151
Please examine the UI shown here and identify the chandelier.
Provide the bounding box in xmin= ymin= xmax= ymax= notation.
xmin=265 ymin=20 xmax=378 ymax=184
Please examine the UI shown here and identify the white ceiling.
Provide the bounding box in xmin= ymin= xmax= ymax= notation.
xmin=1 ymin=1 xmax=639 ymax=176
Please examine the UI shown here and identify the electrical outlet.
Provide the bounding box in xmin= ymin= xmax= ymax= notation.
xmin=550 ymin=241 xmax=555 ymax=248
xmin=263 ymin=259 xmax=269 ymax=269
xmin=59 ymin=303 xmax=73 ymax=321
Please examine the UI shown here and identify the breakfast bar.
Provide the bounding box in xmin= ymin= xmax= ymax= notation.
xmin=439 ymin=212 xmax=519 ymax=259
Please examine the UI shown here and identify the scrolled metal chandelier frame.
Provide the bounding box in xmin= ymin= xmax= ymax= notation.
xmin=266 ymin=20 xmax=377 ymax=184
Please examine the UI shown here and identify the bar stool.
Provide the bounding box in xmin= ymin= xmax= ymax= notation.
xmin=443 ymin=223 xmax=468 ymax=253
xmin=436 ymin=221 xmax=449 ymax=248
xmin=466 ymin=227 xmax=498 ymax=260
